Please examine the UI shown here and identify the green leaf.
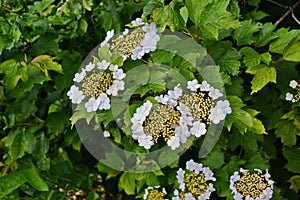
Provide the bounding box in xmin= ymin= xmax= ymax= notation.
xmin=282 ymin=147 xmax=300 ymax=173
xmin=260 ymin=52 xmax=272 ymax=65
xmin=218 ymin=50 xmax=241 ymax=76
xmin=240 ymin=47 xmax=272 ymax=67
xmin=108 ymin=126 xmax=121 ymax=144
xmin=202 ymin=148 xmax=225 ymax=170
xmin=83 ymin=0 xmax=93 ymax=11
xmin=45 ymin=112 xmax=69 ymax=134
xmin=118 ymin=172 xmax=136 ymax=195
xmin=246 ymin=64 xmax=276 ymax=94
xmin=30 ymin=34 xmax=59 ymax=56
xmin=7 ymin=66 xmax=50 ymax=99
xmin=229 ymin=131 xmax=263 ymax=152
xmin=152 ymin=1 xmax=186 ymax=32
xmin=283 ymin=34 xmax=300 ymax=62
xmin=0 ymin=171 xmax=27 ymax=198
xmin=0 ymin=59 xmax=28 ymax=90
xmin=37 ymin=155 xmax=50 ymax=171
xmin=249 ymin=10 xmax=269 ymax=20
xmin=123 ymin=65 xmax=150 ymax=96
xmin=233 ymin=20 xmax=260 ymax=46
xmin=33 ymin=133 xmax=50 ymax=158
xmin=28 ymin=0 xmax=55 ymax=13
xmin=70 ymin=103 xmax=96 ymax=127
xmin=164 ymin=3 xmax=186 ymax=31
xmin=29 ymin=55 xmax=63 ymax=76
xmin=145 ymin=172 xmax=160 ymax=186
xmin=275 ymin=120 xmax=297 ymax=146
xmin=185 ymin=0 xmax=212 ymax=25
xmin=224 ymin=96 xmax=253 ymax=133
xmin=10 ymin=129 xmax=26 ymax=160
xmin=269 ymin=29 xmax=299 ymax=54
xmin=251 ymin=117 xmax=267 ymax=134
xmin=199 ymin=0 xmax=240 ymax=39
xmin=22 ymin=165 xmax=49 ymax=191
xmin=244 ymin=153 xmax=269 ymax=170
xmin=240 ymin=47 xmax=261 ymax=67
xmin=179 ymin=6 xmax=188 ymax=24
xmin=255 ymin=22 xmax=277 ymax=47
xmin=0 ymin=17 xmax=21 ymax=55
xmin=288 ymin=175 xmax=300 ymax=193
xmin=225 ymin=77 xmax=244 ymax=96
xmin=247 ymin=0 xmax=261 ymax=7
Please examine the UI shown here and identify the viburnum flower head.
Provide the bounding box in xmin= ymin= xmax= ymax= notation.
xmin=181 ymin=79 xmax=231 ymax=128
xmin=229 ymin=168 xmax=274 ymax=200
xmin=143 ymin=186 xmax=167 ymax=200
xmin=173 ymin=159 xmax=216 ymax=200
xmin=68 ymin=49 xmax=126 ymax=113
xmin=131 ymin=86 xmax=185 ymax=150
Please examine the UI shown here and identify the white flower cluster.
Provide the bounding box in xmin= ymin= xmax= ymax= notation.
xmin=167 ymin=80 xmax=231 ymax=150
xmin=173 ymin=159 xmax=216 ymax=200
xmin=131 ymin=100 xmax=154 ymax=149
xmin=67 ymin=60 xmax=126 ymax=113
xmin=131 ymin=18 xmax=160 ymax=60
xmin=187 ymin=79 xmax=231 ymax=124
xmin=131 ymin=81 xmax=232 ymax=150
xmin=286 ymin=80 xmax=299 ymax=103
xmin=230 ymin=168 xmax=274 ymax=200
xmin=143 ymin=186 xmax=167 ymax=200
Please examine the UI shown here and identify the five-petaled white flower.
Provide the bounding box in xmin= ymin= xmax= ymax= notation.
xmin=167 ymin=136 xmax=181 ymax=150
xmin=131 ymin=18 xmax=145 ymax=27
xmin=67 ymin=85 xmax=84 ymax=104
xmin=85 ymin=97 xmax=101 ymax=113
xmin=209 ymin=87 xmax=223 ymax=100
xmin=190 ymin=121 xmax=206 ymax=137
xmin=187 ymin=79 xmax=200 ymax=91
xmin=199 ymin=81 xmax=211 ymax=91
xmin=85 ymin=61 xmax=95 ymax=72
xmin=103 ymin=130 xmax=110 ymax=137
xmin=73 ymin=70 xmax=86 ymax=83
xmin=97 ymin=60 xmax=110 ymax=70
xmin=289 ymin=80 xmax=298 ymax=89
xmin=113 ymin=69 xmax=126 ymax=80
xmin=131 ymin=46 xmax=145 ymax=60
xmin=98 ymin=93 xmax=110 ymax=110
xmin=137 ymin=135 xmax=154 ymax=149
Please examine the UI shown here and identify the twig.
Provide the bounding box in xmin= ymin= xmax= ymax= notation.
xmin=291 ymin=10 xmax=300 ymax=25
xmin=266 ymin=0 xmax=288 ymax=9
xmin=274 ymin=0 xmax=300 ymax=26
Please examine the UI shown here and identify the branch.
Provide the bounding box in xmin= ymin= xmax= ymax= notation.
xmin=274 ymin=0 xmax=300 ymax=26
xmin=266 ymin=0 xmax=288 ymax=9
xmin=291 ymin=10 xmax=300 ymax=25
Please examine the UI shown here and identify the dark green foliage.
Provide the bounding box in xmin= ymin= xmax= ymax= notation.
xmin=0 ymin=0 xmax=299 ymax=199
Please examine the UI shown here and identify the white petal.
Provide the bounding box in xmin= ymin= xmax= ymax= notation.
xmin=289 ymin=80 xmax=298 ymax=88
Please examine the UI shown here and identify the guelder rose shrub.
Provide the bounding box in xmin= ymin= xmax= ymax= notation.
xmin=0 ymin=0 xmax=299 ymax=200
